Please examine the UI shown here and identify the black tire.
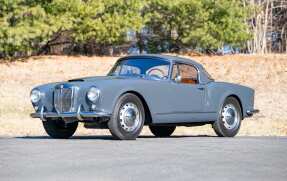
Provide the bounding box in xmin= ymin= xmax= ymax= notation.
xmin=108 ymin=93 xmax=145 ymax=140
xmin=43 ymin=118 xmax=78 ymax=139
xmin=149 ymin=125 xmax=176 ymax=137
xmin=212 ymin=97 xmax=242 ymax=137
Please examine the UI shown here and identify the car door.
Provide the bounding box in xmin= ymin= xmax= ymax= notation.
xmin=169 ymin=62 xmax=205 ymax=115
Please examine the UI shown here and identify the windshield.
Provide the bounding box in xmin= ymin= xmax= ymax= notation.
xmin=108 ymin=58 xmax=170 ymax=80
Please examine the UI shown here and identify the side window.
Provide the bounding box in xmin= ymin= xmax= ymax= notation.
xmin=172 ymin=63 xmax=198 ymax=84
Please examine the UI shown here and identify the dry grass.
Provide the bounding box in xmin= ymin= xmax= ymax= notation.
xmin=0 ymin=54 xmax=286 ymax=137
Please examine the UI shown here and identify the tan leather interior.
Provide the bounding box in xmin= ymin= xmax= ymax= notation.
xmin=181 ymin=78 xmax=197 ymax=84
xmin=172 ymin=63 xmax=198 ymax=84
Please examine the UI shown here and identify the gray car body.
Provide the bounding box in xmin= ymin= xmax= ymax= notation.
xmin=31 ymin=54 xmax=256 ymax=124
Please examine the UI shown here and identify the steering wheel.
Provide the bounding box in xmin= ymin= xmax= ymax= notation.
xmin=147 ymin=68 xmax=166 ymax=79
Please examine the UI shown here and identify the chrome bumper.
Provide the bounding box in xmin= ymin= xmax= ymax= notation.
xmin=246 ymin=109 xmax=259 ymax=116
xmin=30 ymin=106 xmax=111 ymax=122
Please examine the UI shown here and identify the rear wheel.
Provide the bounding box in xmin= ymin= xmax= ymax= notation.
xmin=108 ymin=93 xmax=145 ymax=140
xmin=212 ymin=97 xmax=242 ymax=137
xmin=43 ymin=118 xmax=78 ymax=139
xmin=149 ymin=125 xmax=176 ymax=137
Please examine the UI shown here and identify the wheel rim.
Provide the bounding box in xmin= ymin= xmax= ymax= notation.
xmin=119 ymin=102 xmax=141 ymax=132
xmin=221 ymin=104 xmax=240 ymax=130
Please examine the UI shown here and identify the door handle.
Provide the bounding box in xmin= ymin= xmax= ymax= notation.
xmin=198 ymin=87 xmax=205 ymax=90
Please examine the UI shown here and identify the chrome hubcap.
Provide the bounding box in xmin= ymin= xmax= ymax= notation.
xmin=119 ymin=103 xmax=140 ymax=132
xmin=221 ymin=104 xmax=240 ymax=130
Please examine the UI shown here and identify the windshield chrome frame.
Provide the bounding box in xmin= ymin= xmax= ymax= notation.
xmin=108 ymin=57 xmax=172 ymax=80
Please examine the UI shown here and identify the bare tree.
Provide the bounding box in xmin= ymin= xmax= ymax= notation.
xmin=246 ymin=0 xmax=287 ymax=54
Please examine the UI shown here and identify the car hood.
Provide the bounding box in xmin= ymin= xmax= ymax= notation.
xmin=33 ymin=75 xmax=162 ymax=94
xmin=34 ymin=76 xmax=142 ymax=90
xmin=67 ymin=76 xmax=130 ymax=82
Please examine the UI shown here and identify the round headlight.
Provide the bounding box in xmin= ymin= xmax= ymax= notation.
xmin=87 ymin=87 xmax=100 ymax=103
xmin=30 ymin=89 xmax=41 ymax=103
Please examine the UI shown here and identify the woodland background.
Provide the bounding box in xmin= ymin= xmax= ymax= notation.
xmin=0 ymin=0 xmax=286 ymax=59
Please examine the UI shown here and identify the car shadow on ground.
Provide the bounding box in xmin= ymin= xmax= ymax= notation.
xmin=16 ymin=135 xmax=216 ymax=140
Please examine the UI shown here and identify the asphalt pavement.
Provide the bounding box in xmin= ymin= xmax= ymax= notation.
xmin=0 ymin=136 xmax=286 ymax=181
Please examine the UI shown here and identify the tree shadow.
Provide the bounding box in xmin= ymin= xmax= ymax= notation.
xmin=16 ymin=134 xmax=216 ymax=140
xmin=16 ymin=135 xmax=113 ymax=140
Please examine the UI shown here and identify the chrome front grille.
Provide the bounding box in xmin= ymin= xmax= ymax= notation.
xmin=54 ymin=85 xmax=77 ymax=113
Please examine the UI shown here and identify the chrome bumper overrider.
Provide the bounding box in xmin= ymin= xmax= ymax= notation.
xmin=30 ymin=105 xmax=111 ymax=121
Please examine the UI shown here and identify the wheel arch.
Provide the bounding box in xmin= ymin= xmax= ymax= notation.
xmin=119 ymin=90 xmax=153 ymax=124
xmin=226 ymin=94 xmax=243 ymax=118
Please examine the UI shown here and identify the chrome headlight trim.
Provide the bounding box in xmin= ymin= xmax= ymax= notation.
xmin=30 ymin=89 xmax=42 ymax=104
xmin=87 ymin=87 xmax=101 ymax=103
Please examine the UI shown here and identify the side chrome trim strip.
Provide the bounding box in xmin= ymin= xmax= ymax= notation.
xmin=155 ymin=111 xmax=216 ymax=115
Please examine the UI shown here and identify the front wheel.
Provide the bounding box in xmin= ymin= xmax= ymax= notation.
xmin=212 ymin=97 xmax=242 ymax=137
xmin=108 ymin=93 xmax=145 ymax=140
xmin=43 ymin=118 xmax=78 ymax=139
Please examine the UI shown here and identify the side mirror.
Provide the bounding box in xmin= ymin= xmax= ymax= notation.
xmin=174 ymin=75 xmax=182 ymax=83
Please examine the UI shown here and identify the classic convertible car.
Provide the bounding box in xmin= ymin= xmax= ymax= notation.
xmin=30 ymin=54 xmax=258 ymax=140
